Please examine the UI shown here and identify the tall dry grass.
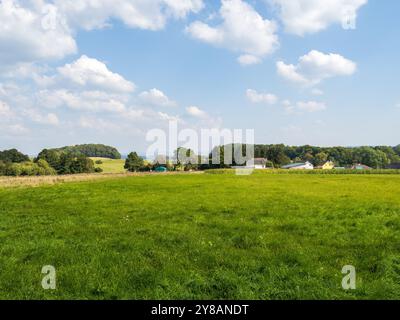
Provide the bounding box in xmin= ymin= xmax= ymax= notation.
xmin=0 ymin=171 xmax=202 ymax=188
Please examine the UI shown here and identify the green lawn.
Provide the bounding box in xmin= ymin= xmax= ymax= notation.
xmin=91 ymin=157 xmax=126 ymax=174
xmin=1 ymin=173 xmax=400 ymax=299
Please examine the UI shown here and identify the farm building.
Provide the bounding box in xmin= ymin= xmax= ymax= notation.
xmin=322 ymin=161 xmax=335 ymax=170
xmin=316 ymin=161 xmax=335 ymax=170
xmin=351 ymin=164 xmax=372 ymax=170
xmin=282 ymin=161 xmax=314 ymax=170
xmin=246 ymin=158 xmax=268 ymax=169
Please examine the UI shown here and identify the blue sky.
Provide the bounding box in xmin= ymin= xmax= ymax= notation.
xmin=1 ymin=0 xmax=399 ymax=155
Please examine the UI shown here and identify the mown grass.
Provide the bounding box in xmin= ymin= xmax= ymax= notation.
xmin=91 ymin=157 xmax=126 ymax=174
xmin=1 ymin=173 xmax=400 ymax=300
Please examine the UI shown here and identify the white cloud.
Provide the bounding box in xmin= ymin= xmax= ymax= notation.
xmin=139 ymin=88 xmax=177 ymax=107
xmin=281 ymin=100 xmax=326 ymax=114
xmin=246 ymin=89 xmax=278 ymax=105
xmin=0 ymin=0 xmax=203 ymax=70
xmin=186 ymin=0 xmax=278 ymax=64
xmin=0 ymin=0 xmax=77 ymax=67
xmin=55 ymin=0 xmax=204 ymax=31
xmin=270 ymin=0 xmax=367 ymax=36
xmin=186 ymin=105 xmax=207 ymax=118
xmin=58 ymin=55 xmax=135 ymax=93
xmin=238 ymin=55 xmax=262 ymax=66
xmin=79 ymin=115 xmax=120 ymax=131
xmin=277 ymin=50 xmax=356 ymax=86
xmin=37 ymin=90 xmax=127 ymax=113
xmin=23 ymin=109 xmax=60 ymax=126
xmin=157 ymin=111 xmax=181 ymax=122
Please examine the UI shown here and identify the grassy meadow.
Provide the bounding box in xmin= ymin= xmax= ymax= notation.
xmin=1 ymin=172 xmax=400 ymax=299
xmin=91 ymin=157 xmax=126 ymax=174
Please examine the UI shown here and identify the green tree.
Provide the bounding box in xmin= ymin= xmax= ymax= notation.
xmin=266 ymin=144 xmax=291 ymax=167
xmin=124 ymin=152 xmax=145 ymax=172
xmin=314 ymin=152 xmax=328 ymax=166
xmin=0 ymin=149 xmax=29 ymax=163
xmin=353 ymin=147 xmax=389 ymax=169
xmin=36 ymin=149 xmax=61 ymax=171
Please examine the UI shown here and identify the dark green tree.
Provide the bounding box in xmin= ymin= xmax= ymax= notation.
xmin=0 ymin=149 xmax=29 ymax=163
xmin=124 ymin=152 xmax=145 ymax=172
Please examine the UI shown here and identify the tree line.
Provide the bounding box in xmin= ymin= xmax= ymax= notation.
xmin=0 ymin=144 xmax=118 ymax=176
xmin=2 ymin=143 xmax=400 ymax=176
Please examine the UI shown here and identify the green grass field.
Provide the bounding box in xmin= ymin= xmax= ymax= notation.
xmin=91 ymin=157 xmax=126 ymax=174
xmin=1 ymin=172 xmax=400 ymax=300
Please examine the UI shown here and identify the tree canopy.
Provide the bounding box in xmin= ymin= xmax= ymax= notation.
xmin=0 ymin=149 xmax=30 ymax=163
xmin=124 ymin=152 xmax=145 ymax=172
xmin=48 ymin=144 xmax=121 ymax=159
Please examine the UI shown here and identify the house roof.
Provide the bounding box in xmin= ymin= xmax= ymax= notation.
xmin=282 ymin=162 xmax=311 ymax=169
xmin=352 ymin=164 xmax=372 ymax=170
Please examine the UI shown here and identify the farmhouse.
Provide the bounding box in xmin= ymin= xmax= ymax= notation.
xmin=282 ymin=161 xmax=314 ymax=170
xmin=322 ymin=161 xmax=335 ymax=170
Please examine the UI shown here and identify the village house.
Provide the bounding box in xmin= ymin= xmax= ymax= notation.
xmin=282 ymin=161 xmax=314 ymax=170
xmin=316 ymin=161 xmax=335 ymax=170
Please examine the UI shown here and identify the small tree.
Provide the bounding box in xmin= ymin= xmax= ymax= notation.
xmin=124 ymin=152 xmax=145 ymax=172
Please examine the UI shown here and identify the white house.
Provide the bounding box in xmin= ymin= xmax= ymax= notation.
xmin=282 ymin=161 xmax=314 ymax=170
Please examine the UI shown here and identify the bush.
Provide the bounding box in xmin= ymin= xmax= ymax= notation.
xmin=95 ymin=160 xmax=103 ymax=165
xmin=94 ymin=167 xmax=103 ymax=173
xmin=4 ymin=160 xmax=57 ymax=177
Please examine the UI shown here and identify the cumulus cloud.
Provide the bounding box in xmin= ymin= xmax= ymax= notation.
xmin=186 ymin=0 xmax=278 ymax=64
xmin=269 ymin=0 xmax=367 ymax=36
xmin=139 ymin=88 xmax=177 ymax=107
xmin=57 ymin=55 xmax=135 ymax=93
xmin=277 ymin=50 xmax=357 ymax=86
xmin=23 ymin=109 xmax=60 ymax=126
xmin=238 ymin=55 xmax=262 ymax=66
xmin=37 ymin=90 xmax=127 ymax=113
xmin=0 ymin=0 xmax=204 ymax=69
xmin=246 ymin=89 xmax=278 ymax=105
xmin=0 ymin=0 xmax=77 ymax=67
xmin=186 ymin=106 xmax=207 ymax=118
xmin=54 ymin=0 xmax=204 ymax=31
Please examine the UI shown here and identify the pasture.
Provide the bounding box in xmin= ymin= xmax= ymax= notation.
xmin=0 ymin=172 xmax=400 ymax=299
xmin=91 ymin=157 xmax=126 ymax=174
